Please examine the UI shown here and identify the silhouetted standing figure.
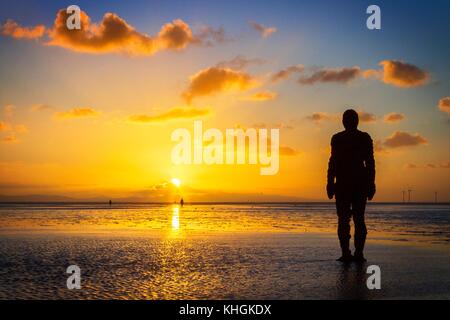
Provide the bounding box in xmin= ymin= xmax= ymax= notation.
xmin=327 ymin=109 xmax=376 ymax=263
xmin=180 ymin=198 xmax=184 ymax=207
xmin=109 ymin=200 xmax=112 ymax=206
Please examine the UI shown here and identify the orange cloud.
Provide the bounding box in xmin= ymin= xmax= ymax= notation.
xmin=406 ymin=162 xmax=450 ymax=169
xmin=0 ymin=121 xmax=11 ymax=131
xmin=365 ymin=60 xmax=429 ymax=88
xmin=1 ymin=20 xmax=46 ymax=39
xmin=241 ymin=91 xmax=278 ymax=102
xmin=271 ymin=65 xmax=304 ymax=82
xmin=299 ymin=67 xmax=361 ymax=85
xmin=31 ymin=104 xmax=53 ymax=112
xmin=54 ymin=107 xmax=99 ymax=119
xmin=3 ymin=9 xmax=223 ymax=56
xmin=249 ymin=21 xmax=277 ymax=38
xmin=306 ymin=112 xmax=338 ymax=122
xmin=438 ymin=97 xmax=450 ymax=115
xmin=14 ymin=124 xmax=28 ymax=133
xmin=3 ymin=105 xmax=16 ymax=117
xmin=2 ymin=134 xmax=18 ymax=144
xmin=358 ymin=111 xmax=377 ymax=123
xmin=279 ymin=146 xmax=299 ymax=156
xmin=307 ymin=111 xmax=376 ymax=124
xmin=383 ymin=131 xmax=427 ymax=148
xmin=182 ymin=67 xmax=259 ymax=103
xmin=129 ymin=108 xmax=210 ymax=123
xmin=384 ymin=112 xmax=405 ymax=123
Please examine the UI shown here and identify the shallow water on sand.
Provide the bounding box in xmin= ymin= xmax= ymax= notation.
xmin=0 ymin=203 xmax=449 ymax=244
xmin=0 ymin=203 xmax=449 ymax=299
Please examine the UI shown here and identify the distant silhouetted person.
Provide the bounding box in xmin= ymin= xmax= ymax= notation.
xmin=109 ymin=200 xmax=112 ymax=206
xmin=327 ymin=109 xmax=376 ymax=263
xmin=180 ymin=198 xmax=184 ymax=207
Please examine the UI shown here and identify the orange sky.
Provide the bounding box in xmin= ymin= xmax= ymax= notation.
xmin=0 ymin=3 xmax=449 ymax=202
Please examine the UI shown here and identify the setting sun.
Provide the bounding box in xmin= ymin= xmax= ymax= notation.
xmin=171 ymin=178 xmax=181 ymax=188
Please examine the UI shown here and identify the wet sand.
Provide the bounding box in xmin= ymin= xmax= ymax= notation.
xmin=0 ymin=203 xmax=449 ymax=300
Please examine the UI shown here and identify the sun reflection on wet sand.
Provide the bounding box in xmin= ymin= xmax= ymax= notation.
xmin=0 ymin=204 xmax=448 ymax=246
xmin=172 ymin=206 xmax=180 ymax=231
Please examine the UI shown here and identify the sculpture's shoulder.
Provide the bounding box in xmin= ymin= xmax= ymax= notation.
xmin=331 ymin=130 xmax=346 ymax=144
xmin=357 ymin=130 xmax=373 ymax=143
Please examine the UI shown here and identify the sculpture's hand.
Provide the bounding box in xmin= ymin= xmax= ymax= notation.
xmin=326 ymin=183 xmax=335 ymax=200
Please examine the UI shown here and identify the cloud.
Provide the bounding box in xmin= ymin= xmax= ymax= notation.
xmin=14 ymin=124 xmax=28 ymax=133
xmin=195 ymin=25 xmax=229 ymax=46
xmin=54 ymin=107 xmax=99 ymax=119
xmin=440 ymin=162 xmax=450 ymax=169
xmin=438 ymin=97 xmax=450 ymax=116
xmin=216 ymin=55 xmax=265 ymax=70
xmin=358 ymin=111 xmax=377 ymax=123
xmin=2 ymin=134 xmax=18 ymax=144
xmin=383 ymin=131 xmax=427 ymax=148
xmin=279 ymin=60 xmax=428 ymax=88
xmin=305 ymin=112 xmax=338 ymax=123
xmin=383 ymin=112 xmax=405 ymax=123
xmin=3 ymin=9 xmax=224 ymax=56
xmin=0 ymin=121 xmax=10 ymax=132
xmin=365 ymin=60 xmax=429 ymax=88
xmin=298 ymin=67 xmax=361 ymax=85
xmin=31 ymin=104 xmax=53 ymax=112
xmin=306 ymin=110 xmax=375 ymax=124
xmin=1 ymin=19 xmax=46 ymax=39
xmin=406 ymin=162 xmax=450 ymax=169
xmin=249 ymin=21 xmax=277 ymax=38
xmin=129 ymin=107 xmax=210 ymax=123
xmin=252 ymin=122 xmax=294 ymax=130
xmin=374 ymin=140 xmax=388 ymax=154
xmin=3 ymin=105 xmax=15 ymax=117
xmin=279 ymin=146 xmax=299 ymax=156
xmin=182 ymin=67 xmax=259 ymax=103
xmin=271 ymin=65 xmax=304 ymax=83
xmin=240 ymin=91 xmax=278 ymax=102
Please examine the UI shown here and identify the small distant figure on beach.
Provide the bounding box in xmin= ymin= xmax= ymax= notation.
xmin=180 ymin=198 xmax=184 ymax=207
xmin=327 ymin=109 xmax=376 ymax=263
xmin=109 ymin=200 xmax=112 ymax=206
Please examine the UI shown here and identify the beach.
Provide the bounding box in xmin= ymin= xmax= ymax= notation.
xmin=0 ymin=203 xmax=449 ymax=299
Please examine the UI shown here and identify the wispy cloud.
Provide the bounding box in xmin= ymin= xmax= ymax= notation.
xmin=216 ymin=55 xmax=265 ymax=70
xmin=279 ymin=146 xmax=299 ymax=156
xmin=54 ymin=107 xmax=99 ymax=120
xmin=305 ymin=112 xmax=338 ymax=123
xmin=299 ymin=67 xmax=361 ymax=85
xmin=2 ymin=134 xmax=19 ymax=144
xmin=405 ymin=162 xmax=450 ymax=169
xmin=305 ymin=111 xmax=375 ymax=123
xmin=271 ymin=65 xmax=304 ymax=83
xmin=31 ymin=104 xmax=53 ymax=112
xmin=129 ymin=107 xmax=210 ymax=123
xmin=240 ymin=91 xmax=278 ymax=102
xmin=0 ymin=121 xmax=10 ymax=132
xmin=249 ymin=21 xmax=277 ymax=38
xmin=384 ymin=112 xmax=405 ymax=123
xmin=1 ymin=20 xmax=46 ymax=39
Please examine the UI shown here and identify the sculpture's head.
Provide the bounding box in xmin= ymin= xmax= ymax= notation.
xmin=343 ymin=109 xmax=359 ymax=130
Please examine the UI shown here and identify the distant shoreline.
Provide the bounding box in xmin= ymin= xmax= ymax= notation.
xmin=0 ymin=201 xmax=449 ymax=205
